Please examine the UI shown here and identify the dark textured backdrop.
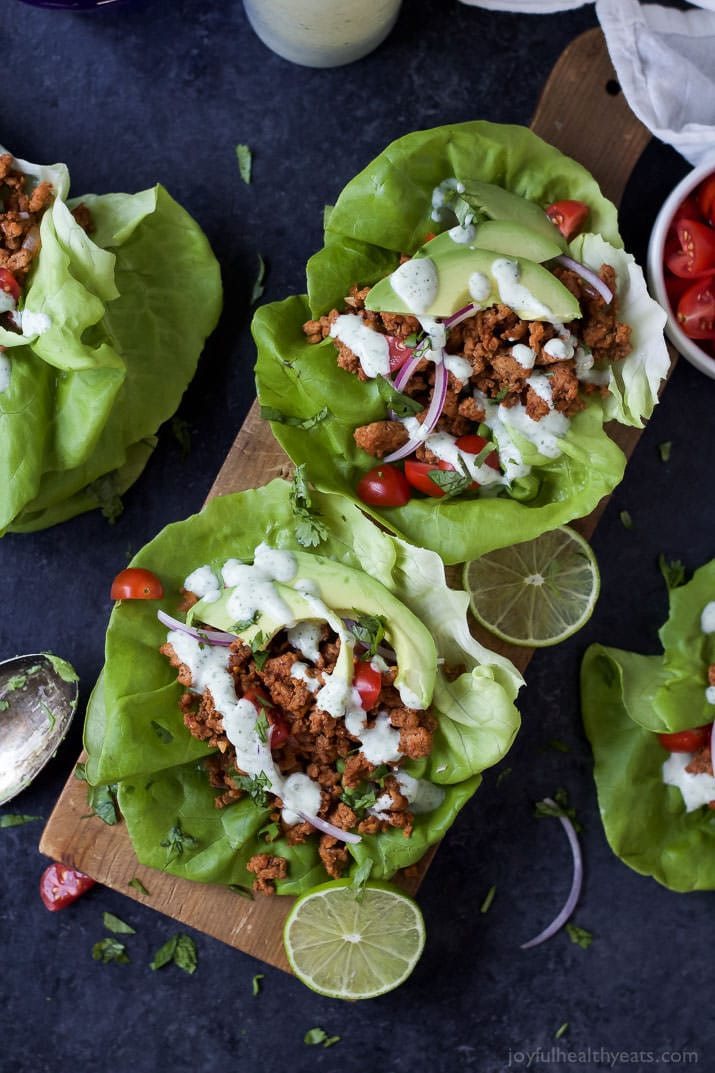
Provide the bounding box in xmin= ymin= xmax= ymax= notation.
xmin=1 ymin=2 xmax=711 ymax=1071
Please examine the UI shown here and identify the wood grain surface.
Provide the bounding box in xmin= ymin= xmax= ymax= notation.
xmin=39 ymin=28 xmax=660 ymax=974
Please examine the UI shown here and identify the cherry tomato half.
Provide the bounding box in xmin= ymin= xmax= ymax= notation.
xmin=676 ymin=275 xmax=715 ymax=340
xmin=697 ymin=175 xmax=715 ymax=227
xmin=0 ymin=268 xmax=20 ymax=303
xmin=657 ymin=724 xmax=712 ymax=753
xmin=404 ymin=459 xmax=450 ymax=498
xmin=666 ymin=219 xmax=715 ymax=279
xmin=110 ymin=567 xmax=164 ymax=600
xmin=546 ymin=200 xmax=589 ymax=241
xmin=40 ymin=862 xmax=95 ymax=911
xmin=387 ymin=335 xmax=414 ymax=372
xmin=454 ymin=434 xmax=501 ymax=470
xmin=354 ymin=660 xmax=382 ymax=710
xmin=357 ymin=464 xmax=411 ymax=508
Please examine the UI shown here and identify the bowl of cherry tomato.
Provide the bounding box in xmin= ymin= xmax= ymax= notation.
xmin=647 ymin=158 xmax=715 ymax=379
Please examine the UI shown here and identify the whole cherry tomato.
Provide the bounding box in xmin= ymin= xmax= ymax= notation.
xmin=354 ymin=660 xmax=382 ymax=710
xmin=657 ymin=725 xmax=712 ymax=753
xmin=546 ymin=200 xmax=589 ymax=241
xmin=40 ymin=862 xmax=95 ymax=911
xmin=357 ymin=464 xmax=411 ymax=507
xmin=110 ymin=567 xmax=164 ymax=600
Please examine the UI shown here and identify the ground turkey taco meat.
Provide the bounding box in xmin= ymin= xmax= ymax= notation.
xmin=303 ymin=261 xmax=631 ymax=489
xmin=159 ymin=543 xmax=443 ymax=895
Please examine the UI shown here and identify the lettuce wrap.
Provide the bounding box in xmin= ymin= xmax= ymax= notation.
xmin=0 ymin=146 xmax=222 ymax=533
xmin=83 ymin=479 xmax=523 ymax=895
xmin=253 ymin=121 xmax=670 ymax=565
xmin=580 ymin=560 xmax=715 ymax=892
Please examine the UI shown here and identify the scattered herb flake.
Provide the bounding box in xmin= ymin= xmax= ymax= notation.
xmin=161 ymin=819 xmax=199 ymax=863
xmin=150 ymin=933 xmax=198 ymax=974
xmin=171 ymin=415 xmax=192 ymax=460
xmin=374 ymin=373 xmax=423 ymax=418
xmin=235 ymin=143 xmax=253 ymax=184
xmin=304 ymin=1027 xmax=340 ymax=1048
xmin=228 ymin=883 xmax=255 ymax=900
xmin=349 ymin=858 xmax=373 ymax=902
xmin=496 ymin=766 xmax=512 ymax=786
xmin=0 ymin=813 xmax=42 ymax=828
xmin=251 ymin=253 xmax=266 ymax=304
xmin=658 ymin=553 xmax=686 ymax=592
xmin=619 ymin=509 xmax=633 ymax=530
xmin=92 ymin=938 xmax=130 ymax=965
xmin=566 ymin=923 xmax=593 ymax=949
xmin=74 ymin=762 xmax=87 ymax=782
xmin=480 ymin=885 xmax=496 ymax=914
xmin=534 ymin=788 xmax=582 ymax=832
xmin=102 ymin=911 xmax=136 ymax=935
xmin=555 ymin=1022 xmax=569 ymax=1039
xmin=427 ymin=466 xmax=473 ymax=499
xmin=658 ymin=440 xmax=672 ymax=462
xmin=86 ymin=472 xmax=123 ymax=524
xmin=233 ymin=770 xmax=272 ymax=808
xmin=128 ymin=877 xmax=150 ymax=896
xmin=252 ymin=973 xmax=264 ymax=996
xmin=346 ymin=612 xmax=387 ymax=660
xmin=260 ymin=405 xmax=330 ymax=431
xmin=255 ymin=712 xmax=270 ymax=744
xmin=86 ymin=783 xmax=120 ymax=826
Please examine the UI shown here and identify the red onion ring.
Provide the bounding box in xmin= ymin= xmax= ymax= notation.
xmin=157 ymin=609 xmax=236 ymax=647
xmin=555 ymin=254 xmax=613 ymax=305
xmin=393 ymin=351 xmax=423 ymax=393
xmin=384 ymin=355 xmax=449 ymax=463
xmin=444 ymin=303 xmax=478 ymax=328
xmin=298 ymin=811 xmax=362 ymax=844
xmin=520 ymin=797 xmax=583 ymax=949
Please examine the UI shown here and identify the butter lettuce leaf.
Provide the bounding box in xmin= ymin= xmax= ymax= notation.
xmin=84 ymin=479 xmax=521 ymax=893
xmin=253 ymin=120 xmax=661 ymax=565
xmin=581 ymin=559 xmax=715 ymax=891
xmin=0 ymin=151 xmax=222 ymax=534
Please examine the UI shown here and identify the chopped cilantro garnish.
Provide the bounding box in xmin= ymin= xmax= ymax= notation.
xmin=289 ymin=464 xmax=329 ymax=548
xmin=534 ymin=788 xmax=582 ymax=832
xmin=619 ymin=509 xmax=633 ymax=530
xmin=102 ymin=911 xmax=136 ymax=935
xmin=260 ymin=405 xmax=330 ymax=430
xmin=658 ymin=553 xmax=686 ymax=592
xmin=566 ymin=923 xmax=593 ymax=949
xmin=251 ymin=253 xmax=266 ymax=304
xmin=170 ymin=415 xmax=192 ymax=460
xmin=255 ymin=712 xmax=270 ymax=744
xmin=84 ymin=783 xmax=120 ymax=826
xmin=346 ymin=612 xmax=387 ymax=660
xmin=128 ymin=877 xmax=150 ymax=897
xmin=427 ymin=465 xmax=473 ymax=499
xmin=0 ymin=813 xmax=42 ymax=828
xmin=658 ymin=440 xmax=672 ymax=462
xmin=228 ymin=883 xmax=255 ymax=900
xmin=92 ymin=938 xmax=130 ymax=965
xmin=161 ymin=819 xmax=199 ymax=862
xmin=304 ymin=1027 xmax=340 ymax=1048
xmin=252 ymin=973 xmax=264 ymax=996
xmin=234 ymin=770 xmax=272 ymax=808
xmin=235 ymin=143 xmax=252 ymax=184
xmin=374 ymin=373 xmax=423 ymax=418
xmin=480 ymin=885 xmax=496 ymax=914
xmin=150 ymin=933 xmax=197 ymax=974
xmin=150 ymin=720 xmax=173 ymax=744
xmin=349 ymin=858 xmax=373 ymax=902
xmin=232 ymin=611 xmax=259 ymax=632
xmin=555 ymin=1023 xmax=569 ymax=1039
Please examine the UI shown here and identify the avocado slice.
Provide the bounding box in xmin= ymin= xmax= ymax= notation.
xmin=188 ymin=550 xmax=437 ymax=711
xmin=366 ymin=246 xmax=581 ymax=321
xmin=420 ymin=220 xmax=563 ymax=264
xmin=455 ymin=178 xmax=567 ymax=249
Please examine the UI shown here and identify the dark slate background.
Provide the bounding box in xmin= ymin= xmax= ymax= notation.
xmin=1 ymin=1 xmax=712 ymax=1071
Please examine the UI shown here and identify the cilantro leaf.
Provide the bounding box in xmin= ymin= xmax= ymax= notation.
xmin=346 ymin=612 xmax=387 ymax=660
xmin=236 ymin=143 xmax=252 ymax=184
xmin=289 ymin=464 xmax=328 ymax=548
xmin=349 ymin=858 xmax=373 ymax=902
xmin=151 ymin=720 xmax=173 ymax=744
xmin=534 ymin=788 xmax=582 ymax=832
xmin=260 ymin=405 xmax=330 ymax=430
xmin=102 ymin=911 xmax=136 ymax=935
xmin=658 ymin=553 xmax=686 ymax=592
xmin=658 ymin=440 xmax=672 ymax=462
xmin=233 ymin=770 xmax=272 ymax=808
xmin=374 ymin=374 xmax=423 ymax=418
xmin=566 ymin=922 xmax=593 ymax=949
xmin=128 ymin=877 xmax=150 ymax=896
xmin=150 ymin=933 xmax=198 ymax=974
xmin=480 ymin=885 xmax=496 ymax=914
xmin=252 ymin=973 xmax=264 ymax=996
xmin=160 ymin=819 xmax=199 ymax=863
xmin=92 ymin=938 xmax=130 ymax=965
xmin=85 ymin=783 xmax=120 ymax=826
xmin=427 ymin=466 xmax=473 ymax=499
xmin=0 ymin=813 xmax=42 ymax=828
xmin=304 ymin=1027 xmax=340 ymax=1048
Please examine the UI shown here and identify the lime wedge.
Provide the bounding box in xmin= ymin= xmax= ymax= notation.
xmin=283 ymin=880 xmax=426 ymax=1000
xmin=462 ymin=525 xmax=600 ymax=647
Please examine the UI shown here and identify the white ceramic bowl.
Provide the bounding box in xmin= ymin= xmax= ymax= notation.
xmin=647 ymin=157 xmax=715 ymax=380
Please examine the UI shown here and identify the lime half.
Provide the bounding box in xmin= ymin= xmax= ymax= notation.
xmin=462 ymin=525 xmax=600 ymax=648
xmin=283 ymin=880 xmax=426 ymax=1000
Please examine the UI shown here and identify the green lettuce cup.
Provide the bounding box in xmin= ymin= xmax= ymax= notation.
xmin=0 ymin=146 xmax=222 ymax=533
xmin=581 ymin=560 xmax=715 ymax=892
xmin=253 ymin=120 xmax=670 ymax=565
xmin=84 ymin=478 xmax=522 ymax=895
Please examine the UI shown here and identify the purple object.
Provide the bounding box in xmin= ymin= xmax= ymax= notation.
xmin=15 ymin=0 xmax=131 ymax=9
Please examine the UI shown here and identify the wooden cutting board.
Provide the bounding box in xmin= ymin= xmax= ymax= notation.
xmin=39 ymin=27 xmax=659 ymax=974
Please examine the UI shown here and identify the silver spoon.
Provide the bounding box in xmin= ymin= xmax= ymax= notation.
xmin=0 ymin=653 xmax=79 ymax=806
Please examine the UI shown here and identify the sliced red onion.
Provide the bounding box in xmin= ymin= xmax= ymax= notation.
xmin=444 ymin=303 xmax=478 ymax=329
xmin=710 ymin=722 xmax=715 ymax=769
xmin=520 ymin=797 xmax=583 ymax=950
xmin=555 ymin=254 xmax=613 ymax=305
xmin=298 ymin=811 xmax=362 ymax=844
xmin=393 ymin=351 xmax=423 ymax=393
xmin=157 ymin=608 xmax=236 ymax=647
xmin=384 ymin=355 xmax=449 ymax=463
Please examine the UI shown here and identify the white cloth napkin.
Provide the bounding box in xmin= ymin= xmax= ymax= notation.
xmin=596 ymin=0 xmax=715 ymax=166
xmin=457 ymin=0 xmax=715 ymax=167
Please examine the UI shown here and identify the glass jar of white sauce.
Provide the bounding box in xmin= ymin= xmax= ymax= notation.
xmin=242 ymin=0 xmax=402 ymax=68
